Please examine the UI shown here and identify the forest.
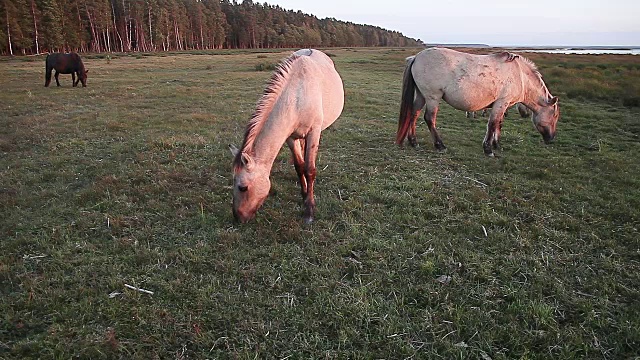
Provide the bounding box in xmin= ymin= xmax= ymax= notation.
xmin=0 ymin=0 xmax=423 ymax=55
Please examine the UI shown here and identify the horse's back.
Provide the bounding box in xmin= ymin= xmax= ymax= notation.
xmin=411 ymin=47 xmax=523 ymax=111
xmin=413 ymin=47 xmax=495 ymax=80
xmin=46 ymin=52 xmax=84 ymax=73
xmin=46 ymin=53 xmax=59 ymax=67
xmin=411 ymin=48 xmax=469 ymax=92
xmin=292 ymin=50 xmax=344 ymax=129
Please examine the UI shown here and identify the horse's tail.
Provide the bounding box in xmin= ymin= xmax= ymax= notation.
xmin=44 ymin=54 xmax=52 ymax=87
xmin=396 ymin=56 xmax=417 ymax=145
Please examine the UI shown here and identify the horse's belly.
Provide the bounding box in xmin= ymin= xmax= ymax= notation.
xmin=54 ymin=66 xmax=76 ymax=74
xmin=445 ymin=72 xmax=506 ymax=108
xmin=289 ymin=109 xmax=339 ymax=138
xmin=443 ymin=91 xmax=495 ymax=112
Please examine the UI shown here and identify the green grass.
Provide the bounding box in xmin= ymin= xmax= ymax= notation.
xmin=1 ymin=48 xmax=639 ymax=359
xmin=531 ymin=53 xmax=640 ymax=106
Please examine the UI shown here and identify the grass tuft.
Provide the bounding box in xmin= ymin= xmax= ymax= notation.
xmin=255 ymin=62 xmax=277 ymax=71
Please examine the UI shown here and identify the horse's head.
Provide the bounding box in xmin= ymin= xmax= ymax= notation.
xmin=532 ymin=96 xmax=559 ymax=144
xmin=79 ymin=69 xmax=89 ymax=87
xmin=229 ymin=144 xmax=270 ymax=223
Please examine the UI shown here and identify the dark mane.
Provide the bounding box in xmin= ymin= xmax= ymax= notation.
xmin=233 ymin=53 xmax=302 ymax=169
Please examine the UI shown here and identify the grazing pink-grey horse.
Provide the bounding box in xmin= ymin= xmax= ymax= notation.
xmin=230 ymin=49 xmax=344 ymax=223
xmin=397 ymin=48 xmax=559 ymax=156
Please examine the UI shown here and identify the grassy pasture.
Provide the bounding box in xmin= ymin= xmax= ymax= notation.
xmin=1 ymin=48 xmax=639 ymax=359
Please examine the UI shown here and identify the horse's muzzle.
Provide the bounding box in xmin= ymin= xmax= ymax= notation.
xmin=542 ymin=129 xmax=555 ymax=144
xmin=232 ymin=208 xmax=254 ymax=223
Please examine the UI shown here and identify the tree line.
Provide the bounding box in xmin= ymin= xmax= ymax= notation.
xmin=0 ymin=0 xmax=423 ymax=55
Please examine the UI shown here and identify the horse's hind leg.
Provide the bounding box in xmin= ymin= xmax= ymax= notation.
xmin=424 ymin=102 xmax=446 ymax=151
xmin=407 ymin=111 xmax=420 ymax=147
xmin=54 ymin=71 xmax=61 ymax=87
xmin=407 ymin=94 xmax=426 ymax=147
xmin=45 ymin=68 xmax=52 ymax=87
xmin=286 ymin=138 xmax=308 ymax=199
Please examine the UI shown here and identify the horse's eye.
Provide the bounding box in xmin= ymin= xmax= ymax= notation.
xmin=238 ymin=185 xmax=248 ymax=192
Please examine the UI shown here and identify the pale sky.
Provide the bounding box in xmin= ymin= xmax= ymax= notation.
xmin=266 ymin=0 xmax=640 ymax=47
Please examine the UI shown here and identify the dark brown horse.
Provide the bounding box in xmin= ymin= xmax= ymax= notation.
xmin=45 ymin=53 xmax=88 ymax=87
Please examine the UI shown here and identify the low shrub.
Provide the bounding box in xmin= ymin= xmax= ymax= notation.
xmin=255 ymin=62 xmax=276 ymax=71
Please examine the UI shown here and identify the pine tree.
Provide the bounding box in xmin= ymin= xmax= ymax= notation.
xmin=1 ymin=0 xmax=17 ymax=55
xmin=37 ymin=0 xmax=63 ymax=51
xmin=26 ymin=0 xmax=43 ymax=53
xmin=0 ymin=0 xmax=422 ymax=55
xmin=2 ymin=0 xmax=31 ymax=54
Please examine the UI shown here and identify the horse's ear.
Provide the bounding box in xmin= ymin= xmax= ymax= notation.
xmin=547 ymin=96 xmax=559 ymax=106
xmin=240 ymin=153 xmax=254 ymax=169
xmin=228 ymin=144 xmax=239 ymax=157
xmin=85 ymin=69 xmax=89 ymax=74
xmin=229 ymin=145 xmax=254 ymax=169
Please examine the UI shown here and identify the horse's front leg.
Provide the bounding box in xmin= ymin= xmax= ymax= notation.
xmin=286 ymin=138 xmax=308 ymax=199
xmin=483 ymin=104 xmax=508 ymax=156
xmin=517 ymin=103 xmax=531 ymax=118
xmin=301 ymin=131 xmax=322 ymax=224
xmin=72 ymin=72 xmax=77 ymax=87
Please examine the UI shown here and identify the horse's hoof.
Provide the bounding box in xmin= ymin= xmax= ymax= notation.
xmin=303 ymin=207 xmax=315 ymax=225
xmin=483 ymin=146 xmax=494 ymax=157
xmin=435 ymin=143 xmax=447 ymax=151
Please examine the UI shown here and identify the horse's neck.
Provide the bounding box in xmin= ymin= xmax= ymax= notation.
xmin=247 ymin=109 xmax=293 ymax=169
xmin=521 ymin=69 xmax=549 ymax=113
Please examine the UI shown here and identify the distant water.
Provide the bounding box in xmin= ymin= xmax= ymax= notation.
xmin=520 ymin=49 xmax=640 ymax=55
